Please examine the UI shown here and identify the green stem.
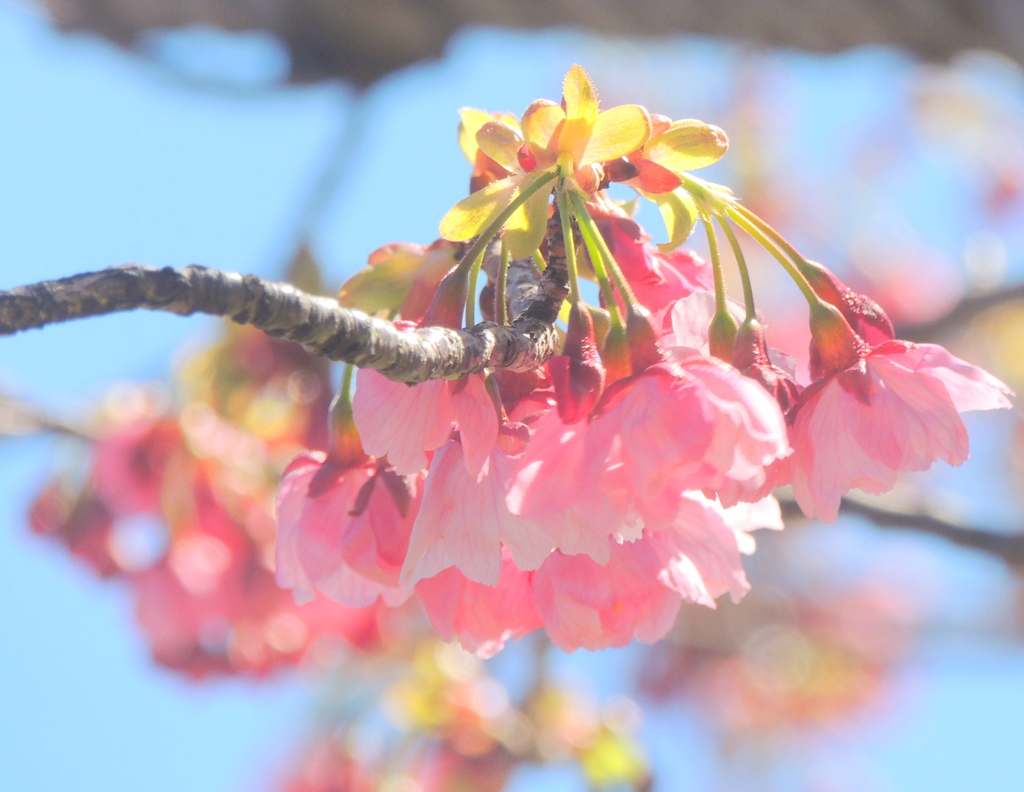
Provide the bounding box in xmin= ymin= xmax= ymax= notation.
xmin=327 ymin=362 xmax=364 ymax=465
xmin=532 ymin=249 xmax=547 ymax=271
xmin=730 ymin=202 xmax=808 ymax=267
xmin=717 ymin=217 xmax=756 ymax=321
xmin=567 ymin=191 xmax=622 ymax=328
xmin=701 ymin=216 xmax=729 ymax=315
xmin=340 ymin=361 xmax=355 ymax=403
xmin=460 ymin=172 xmax=557 ymax=328
xmin=465 ymin=251 xmax=483 ymax=327
xmin=727 ymin=207 xmax=822 ymax=308
xmin=457 ymin=172 xmax=557 ymax=277
xmin=556 ymin=189 xmax=582 ymax=304
xmin=496 ymin=239 xmax=510 ymax=326
xmin=569 ymin=191 xmax=642 ymax=313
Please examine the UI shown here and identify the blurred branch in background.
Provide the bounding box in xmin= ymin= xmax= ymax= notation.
xmin=38 ymin=0 xmax=1024 ymax=86
xmin=0 ymin=390 xmax=90 ymax=439
xmin=901 ymin=281 xmax=1024 ymax=341
xmin=780 ymin=495 xmax=1024 ymax=568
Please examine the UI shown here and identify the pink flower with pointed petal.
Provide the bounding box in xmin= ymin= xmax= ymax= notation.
xmin=93 ymin=418 xmax=183 ymax=516
xmin=587 ymin=359 xmax=790 ymax=521
xmin=532 ymin=492 xmax=778 ymax=653
xmin=352 ymin=368 xmax=499 ymax=478
xmin=401 ymin=436 xmax=554 ymax=587
xmin=276 ymin=451 xmax=420 ymax=608
xmin=507 ymin=409 xmax=640 ymax=565
xmin=415 ymin=548 xmax=542 ymax=658
xmin=652 ymin=493 xmax=756 ymax=605
xmin=790 ymin=341 xmax=1013 ymax=521
xmin=532 ymin=539 xmax=683 ymax=652
xmin=509 ymin=357 xmax=787 ymax=561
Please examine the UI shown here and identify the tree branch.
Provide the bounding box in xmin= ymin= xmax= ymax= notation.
xmin=781 ymin=496 xmax=1024 ymax=567
xmin=0 ymin=391 xmax=91 ymax=439
xmin=899 ymin=282 xmax=1024 ymax=341
xmin=40 ymin=0 xmax=1024 ymax=86
xmin=0 ymin=264 xmax=563 ymax=384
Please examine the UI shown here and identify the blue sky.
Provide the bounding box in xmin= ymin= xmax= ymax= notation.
xmin=3 ymin=2 xmax=1024 ymax=790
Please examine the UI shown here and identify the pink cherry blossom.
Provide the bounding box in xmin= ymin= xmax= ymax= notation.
xmin=587 ymin=359 xmax=790 ymax=522
xmin=401 ymin=436 xmax=554 ymax=587
xmin=352 ymin=368 xmax=498 ymax=477
xmin=508 ymin=357 xmax=788 ymax=562
xmin=137 ymin=477 xmax=381 ymax=677
xmin=532 ymin=492 xmax=781 ymax=652
xmin=93 ymin=418 xmax=183 ymax=516
xmin=651 ymin=493 xmax=753 ymax=605
xmin=532 ymin=539 xmax=684 ymax=652
xmin=415 ymin=548 xmax=542 ymax=658
xmin=507 ymin=409 xmax=641 ymax=564
xmin=790 ymin=341 xmax=1013 ymax=521
xmin=276 ymin=451 xmax=419 ymax=608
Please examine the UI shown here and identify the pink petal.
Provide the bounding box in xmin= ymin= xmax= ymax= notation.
xmin=657 ymin=493 xmax=750 ymax=604
xmin=352 ymin=369 xmax=453 ymax=475
xmin=890 ymin=343 xmax=1013 ymax=412
xmin=532 ymin=540 xmax=682 ymax=652
xmin=402 ymin=439 xmax=549 ymax=586
xmin=416 ymin=549 xmax=542 ymax=658
xmin=449 ymin=373 xmax=500 ymax=480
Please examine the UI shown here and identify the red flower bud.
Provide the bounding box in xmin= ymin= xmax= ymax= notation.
xmin=808 ymin=302 xmax=868 ymax=377
xmin=549 ymin=301 xmax=606 ymax=423
xmin=626 ymin=308 xmax=666 ymax=374
xmin=801 ymin=260 xmax=895 ymax=346
xmin=733 ymin=319 xmax=802 ymax=415
xmin=327 ymin=392 xmax=368 ymax=468
xmin=419 ymin=262 xmax=469 ymax=330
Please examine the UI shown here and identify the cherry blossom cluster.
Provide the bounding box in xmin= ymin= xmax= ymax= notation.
xmin=276 ymin=65 xmax=1012 ymax=657
xmin=31 ymin=328 xmax=386 ymax=676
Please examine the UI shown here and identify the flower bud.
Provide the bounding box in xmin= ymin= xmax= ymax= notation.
xmin=708 ymin=307 xmax=739 ymax=362
xmin=799 ymin=259 xmax=894 ymax=346
xmin=419 ymin=260 xmax=470 ymax=329
xmin=809 ymin=302 xmax=866 ymax=377
xmin=601 ymin=323 xmax=632 ymax=385
xmin=626 ymin=308 xmax=665 ymax=374
xmin=327 ymin=391 xmax=367 ymax=468
xmin=550 ymin=301 xmax=606 ymax=423
xmin=733 ymin=319 xmax=802 ymax=415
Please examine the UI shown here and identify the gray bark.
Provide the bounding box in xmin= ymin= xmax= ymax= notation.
xmin=40 ymin=0 xmax=1024 ymax=86
xmin=0 ymin=264 xmax=562 ymax=384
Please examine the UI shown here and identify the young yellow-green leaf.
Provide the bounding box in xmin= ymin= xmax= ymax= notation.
xmin=503 ymin=173 xmax=554 ymax=259
xmin=650 ymin=188 xmax=699 ymax=251
xmin=559 ymin=65 xmax=601 ymax=162
xmin=476 ymin=120 xmax=525 ymax=173
xmin=337 ymin=244 xmax=425 ymax=314
xmin=521 ymin=99 xmax=565 ymax=166
xmin=645 ymin=119 xmax=730 ymax=173
xmin=563 ymin=64 xmax=599 ymax=123
xmin=457 ymin=107 xmax=494 ymax=164
xmin=581 ymin=104 xmax=652 ymax=165
xmin=438 ymin=175 xmax=519 ymax=241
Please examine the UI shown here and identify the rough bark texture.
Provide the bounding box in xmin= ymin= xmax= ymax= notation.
xmin=0 ymin=264 xmax=563 ymax=384
xmin=41 ymin=0 xmax=1024 ymax=86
